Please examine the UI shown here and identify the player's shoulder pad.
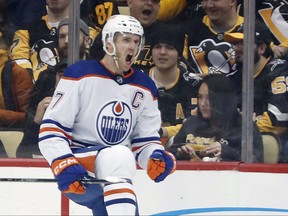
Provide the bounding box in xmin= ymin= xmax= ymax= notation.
xmin=131 ymin=68 xmax=159 ymax=99
xmin=63 ymin=60 xmax=103 ymax=78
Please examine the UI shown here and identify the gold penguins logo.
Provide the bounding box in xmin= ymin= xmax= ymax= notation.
xmin=189 ymin=39 xmax=237 ymax=75
xmin=258 ymin=0 xmax=288 ymax=43
xmin=30 ymin=39 xmax=59 ymax=80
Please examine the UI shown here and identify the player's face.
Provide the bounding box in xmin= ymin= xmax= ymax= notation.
xmin=58 ymin=25 xmax=86 ymax=59
xmin=198 ymin=83 xmax=211 ymax=119
xmin=46 ymin=0 xmax=70 ymax=13
xmin=127 ymin=0 xmax=160 ymax=27
xmin=114 ymin=32 xmax=141 ymax=72
xmin=152 ymin=43 xmax=178 ymax=71
xmin=202 ymin=0 xmax=236 ymax=25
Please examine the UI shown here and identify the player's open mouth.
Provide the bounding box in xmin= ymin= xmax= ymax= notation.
xmin=142 ymin=9 xmax=152 ymax=17
xmin=126 ymin=54 xmax=133 ymax=64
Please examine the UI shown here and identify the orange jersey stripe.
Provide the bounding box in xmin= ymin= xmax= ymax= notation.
xmin=39 ymin=127 xmax=72 ymax=140
xmin=104 ymin=188 xmax=135 ymax=197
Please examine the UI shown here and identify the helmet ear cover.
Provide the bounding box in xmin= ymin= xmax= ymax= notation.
xmin=102 ymin=15 xmax=144 ymax=57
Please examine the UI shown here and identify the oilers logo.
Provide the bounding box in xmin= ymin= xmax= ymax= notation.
xmin=189 ymin=39 xmax=237 ymax=75
xmin=97 ymin=101 xmax=132 ymax=145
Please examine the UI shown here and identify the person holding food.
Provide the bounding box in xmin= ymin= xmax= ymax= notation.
xmin=167 ymin=74 xmax=264 ymax=162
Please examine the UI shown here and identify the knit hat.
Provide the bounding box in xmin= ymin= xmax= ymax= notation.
xmin=150 ymin=24 xmax=185 ymax=56
xmin=58 ymin=18 xmax=89 ymax=36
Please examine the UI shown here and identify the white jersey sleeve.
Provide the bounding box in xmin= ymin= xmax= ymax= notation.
xmin=130 ymin=92 xmax=164 ymax=170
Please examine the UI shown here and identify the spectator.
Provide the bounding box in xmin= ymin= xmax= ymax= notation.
xmin=223 ymin=23 xmax=288 ymax=137
xmin=167 ymin=74 xmax=264 ymax=162
xmin=237 ymin=0 xmax=288 ymax=58
xmin=183 ymin=0 xmax=242 ymax=77
xmin=157 ymin=0 xmax=203 ymax=24
xmin=148 ymin=25 xmax=199 ymax=127
xmin=0 ymin=29 xmax=33 ymax=129
xmin=57 ymin=18 xmax=93 ymax=61
xmin=16 ymin=18 xmax=92 ymax=158
xmin=9 ymin=0 xmax=70 ymax=81
xmin=80 ymin=0 xmax=120 ymax=32
xmin=224 ymin=24 xmax=288 ymax=163
xmin=160 ymin=21 xmax=282 ymax=141
xmin=16 ymin=60 xmax=67 ymax=158
xmin=164 ymin=0 xmax=288 ymax=59
xmin=5 ymin=0 xmax=46 ymax=30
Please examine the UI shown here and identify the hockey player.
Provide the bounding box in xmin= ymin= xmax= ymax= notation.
xmin=38 ymin=15 xmax=176 ymax=215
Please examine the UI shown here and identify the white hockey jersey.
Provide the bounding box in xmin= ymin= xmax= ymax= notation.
xmin=39 ymin=60 xmax=163 ymax=170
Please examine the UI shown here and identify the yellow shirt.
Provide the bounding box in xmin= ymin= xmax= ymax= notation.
xmin=157 ymin=0 xmax=188 ymax=22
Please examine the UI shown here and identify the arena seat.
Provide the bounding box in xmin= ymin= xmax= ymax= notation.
xmin=262 ymin=133 xmax=280 ymax=164
xmin=0 ymin=131 xmax=24 ymax=158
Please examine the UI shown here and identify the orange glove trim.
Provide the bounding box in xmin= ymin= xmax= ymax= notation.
xmin=64 ymin=181 xmax=85 ymax=194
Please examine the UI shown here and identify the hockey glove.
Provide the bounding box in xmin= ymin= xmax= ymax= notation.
xmin=147 ymin=149 xmax=176 ymax=183
xmin=51 ymin=155 xmax=88 ymax=194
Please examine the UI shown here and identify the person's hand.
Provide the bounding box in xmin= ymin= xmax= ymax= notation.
xmin=34 ymin=96 xmax=52 ymax=124
xmin=147 ymin=149 xmax=176 ymax=183
xmin=51 ymin=155 xmax=88 ymax=194
xmin=177 ymin=144 xmax=198 ymax=160
xmin=203 ymin=142 xmax=222 ymax=158
xmin=271 ymin=45 xmax=288 ymax=59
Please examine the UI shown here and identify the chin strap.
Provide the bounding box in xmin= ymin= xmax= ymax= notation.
xmin=112 ymin=54 xmax=120 ymax=70
xmin=104 ymin=42 xmax=120 ymax=70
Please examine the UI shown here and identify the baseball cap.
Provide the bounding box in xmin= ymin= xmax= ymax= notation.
xmin=58 ymin=18 xmax=89 ymax=36
xmin=224 ymin=22 xmax=272 ymax=45
xmin=150 ymin=24 xmax=185 ymax=56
